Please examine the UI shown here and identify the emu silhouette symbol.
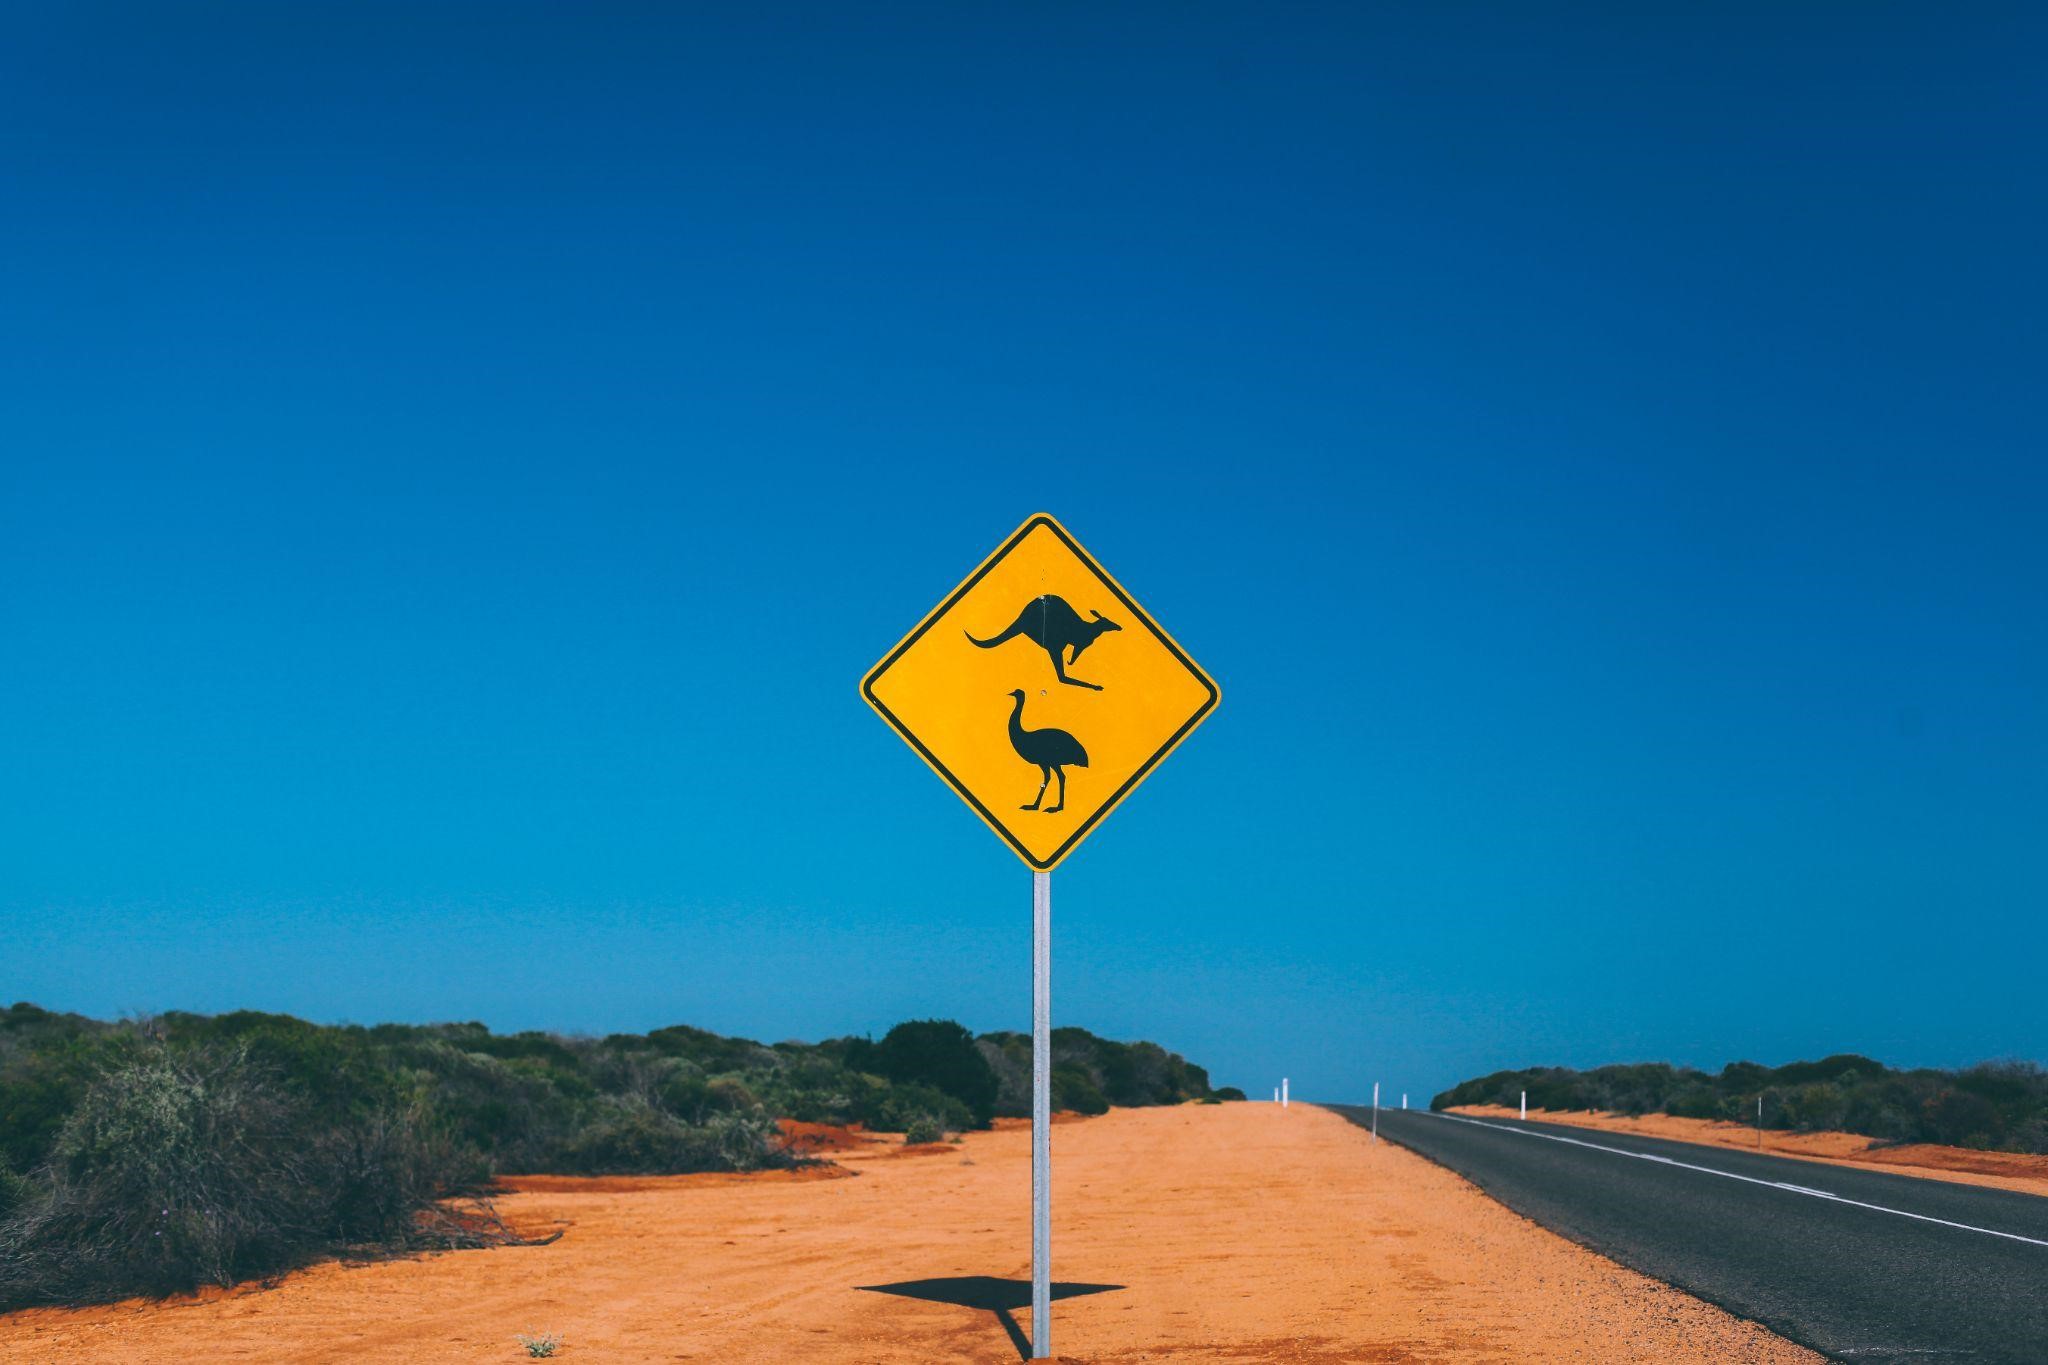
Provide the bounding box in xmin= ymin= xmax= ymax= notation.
xmin=966 ymin=595 xmax=1121 ymax=690
xmin=1006 ymin=690 xmax=1087 ymax=813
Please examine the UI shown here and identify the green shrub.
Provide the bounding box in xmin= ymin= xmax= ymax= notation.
xmin=1667 ymin=1085 xmax=1722 ymax=1120
xmin=903 ymin=1115 xmax=946 ymax=1144
xmin=0 ymin=1044 xmax=452 ymax=1310
xmin=1923 ymin=1088 xmax=1999 ymax=1148
xmin=0 ymin=1034 xmax=141 ymax=1173
xmin=403 ymin=1044 xmax=577 ymax=1173
xmin=872 ymin=1021 xmax=1000 ymax=1127
xmin=703 ymin=1077 xmax=759 ymax=1114
xmin=869 ymin=1081 xmax=973 ymax=1135
xmin=546 ymin=1098 xmax=786 ymax=1175
xmin=1052 ymin=1064 xmax=1108 ymax=1116
xmin=0 ymin=1162 xmax=28 ymax=1219
xmin=976 ymin=1037 xmax=1032 ymax=1117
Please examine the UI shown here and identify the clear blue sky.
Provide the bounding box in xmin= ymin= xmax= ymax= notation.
xmin=4 ymin=5 xmax=2043 ymax=1103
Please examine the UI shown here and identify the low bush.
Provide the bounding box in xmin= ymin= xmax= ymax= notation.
xmin=868 ymin=1081 xmax=974 ymax=1135
xmin=1052 ymin=1063 xmax=1109 ymax=1116
xmin=546 ymin=1099 xmax=784 ymax=1175
xmin=0 ymin=1045 xmax=455 ymax=1310
xmin=870 ymin=1021 xmax=1000 ymax=1127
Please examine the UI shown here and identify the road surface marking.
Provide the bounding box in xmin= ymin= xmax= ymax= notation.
xmin=1415 ymin=1111 xmax=2048 ymax=1250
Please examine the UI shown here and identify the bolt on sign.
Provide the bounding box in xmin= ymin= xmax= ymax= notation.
xmin=862 ymin=513 xmax=1220 ymax=869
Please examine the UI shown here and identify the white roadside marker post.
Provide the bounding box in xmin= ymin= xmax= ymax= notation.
xmin=1520 ymin=1090 xmax=1527 ymax=1121
xmin=1372 ymin=1082 xmax=1379 ymax=1142
xmin=1402 ymin=1093 xmax=1407 ymax=1110
xmin=1031 ymin=871 xmax=1051 ymax=1359
xmin=1281 ymin=1077 xmax=1289 ymax=1109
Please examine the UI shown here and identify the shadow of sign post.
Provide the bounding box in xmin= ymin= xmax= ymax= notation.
xmin=857 ymin=1277 xmax=1124 ymax=1361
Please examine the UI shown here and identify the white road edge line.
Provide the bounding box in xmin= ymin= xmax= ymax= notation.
xmin=1413 ymin=1110 xmax=2048 ymax=1250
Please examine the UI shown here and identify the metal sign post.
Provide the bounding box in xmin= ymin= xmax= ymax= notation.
xmin=1032 ymin=870 xmax=1052 ymax=1357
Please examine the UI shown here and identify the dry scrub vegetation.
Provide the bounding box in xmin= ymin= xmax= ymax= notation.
xmin=1436 ymin=1054 xmax=2048 ymax=1153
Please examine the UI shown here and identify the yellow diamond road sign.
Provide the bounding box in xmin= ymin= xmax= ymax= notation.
xmin=862 ymin=514 xmax=1220 ymax=870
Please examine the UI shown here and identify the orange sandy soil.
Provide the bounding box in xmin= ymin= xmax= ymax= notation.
xmin=0 ymin=1104 xmax=1819 ymax=1364
xmin=1452 ymin=1105 xmax=2048 ymax=1198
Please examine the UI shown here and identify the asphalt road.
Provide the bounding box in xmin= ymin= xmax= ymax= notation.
xmin=1328 ymin=1104 xmax=2048 ymax=1363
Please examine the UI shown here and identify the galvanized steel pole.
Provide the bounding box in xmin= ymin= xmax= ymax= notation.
xmin=1032 ymin=870 xmax=1052 ymax=1358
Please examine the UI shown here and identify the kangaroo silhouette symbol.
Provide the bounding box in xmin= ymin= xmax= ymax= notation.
xmin=965 ymin=595 xmax=1122 ymax=690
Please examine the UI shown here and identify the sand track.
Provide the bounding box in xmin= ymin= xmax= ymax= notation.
xmin=1 ymin=1103 xmax=1818 ymax=1363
